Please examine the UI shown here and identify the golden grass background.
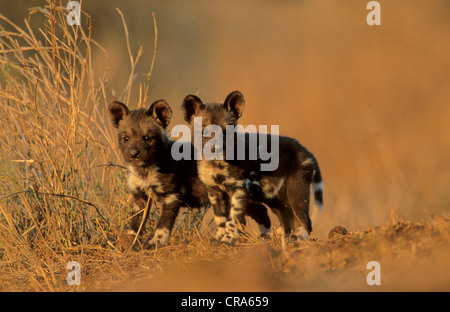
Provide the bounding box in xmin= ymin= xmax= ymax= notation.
xmin=0 ymin=0 xmax=449 ymax=291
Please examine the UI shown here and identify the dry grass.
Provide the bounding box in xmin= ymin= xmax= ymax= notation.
xmin=0 ymin=1 xmax=449 ymax=291
xmin=0 ymin=1 xmax=144 ymax=291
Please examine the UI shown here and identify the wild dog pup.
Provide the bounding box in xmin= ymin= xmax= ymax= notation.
xmin=181 ymin=91 xmax=323 ymax=243
xmin=109 ymin=99 xmax=209 ymax=248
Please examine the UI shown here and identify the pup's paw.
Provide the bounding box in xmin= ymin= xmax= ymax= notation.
xmin=144 ymin=228 xmax=170 ymax=249
xmin=220 ymin=233 xmax=237 ymax=245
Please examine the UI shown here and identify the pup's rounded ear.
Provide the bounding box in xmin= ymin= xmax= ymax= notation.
xmin=149 ymin=99 xmax=172 ymax=128
xmin=109 ymin=101 xmax=130 ymax=128
xmin=224 ymin=90 xmax=245 ymax=119
xmin=182 ymin=94 xmax=205 ymax=122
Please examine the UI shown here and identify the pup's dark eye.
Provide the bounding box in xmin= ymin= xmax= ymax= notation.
xmin=143 ymin=136 xmax=152 ymax=142
xmin=304 ymin=171 xmax=312 ymax=182
xmin=123 ymin=136 xmax=129 ymax=142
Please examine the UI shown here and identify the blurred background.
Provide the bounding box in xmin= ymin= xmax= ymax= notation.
xmin=2 ymin=0 xmax=449 ymax=238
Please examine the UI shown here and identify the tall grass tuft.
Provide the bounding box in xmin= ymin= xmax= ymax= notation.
xmin=0 ymin=1 xmax=144 ymax=290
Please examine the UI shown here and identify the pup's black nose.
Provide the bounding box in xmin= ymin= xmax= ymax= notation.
xmin=129 ymin=149 xmax=139 ymax=158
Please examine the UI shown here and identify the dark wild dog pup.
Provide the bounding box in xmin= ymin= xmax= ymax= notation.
xmin=109 ymin=99 xmax=209 ymax=248
xmin=182 ymin=91 xmax=323 ymax=243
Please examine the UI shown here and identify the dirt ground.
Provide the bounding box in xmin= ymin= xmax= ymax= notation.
xmin=76 ymin=214 xmax=450 ymax=292
xmin=1 ymin=213 xmax=449 ymax=292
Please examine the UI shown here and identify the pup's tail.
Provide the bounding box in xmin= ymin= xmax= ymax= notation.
xmin=310 ymin=161 xmax=323 ymax=224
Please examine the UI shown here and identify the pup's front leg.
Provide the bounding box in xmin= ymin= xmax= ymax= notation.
xmin=145 ymin=194 xmax=182 ymax=248
xmin=128 ymin=190 xmax=150 ymax=235
xmin=117 ymin=189 xmax=149 ymax=251
xmin=208 ymin=187 xmax=229 ymax=241
xmin=222 ymin=186 xmax=248 ymax=244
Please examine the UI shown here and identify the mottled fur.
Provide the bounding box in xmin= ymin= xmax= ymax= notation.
xmin=182 ymin=91 xmax=323 ymax=242
xmin=109 ymin=100 xmax=209 ymax=248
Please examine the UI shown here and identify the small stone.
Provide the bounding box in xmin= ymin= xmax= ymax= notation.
xmin=328 ymin=226 xmax=348 ymax=239
xmin=117 ymin=234 xmax=140 ymax=251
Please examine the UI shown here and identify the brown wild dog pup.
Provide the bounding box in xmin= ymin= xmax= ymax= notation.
xmin=182 ymin=91 xmax=323 ymax=243
xmin=109 ymin=99 xmax=209 ymax=248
